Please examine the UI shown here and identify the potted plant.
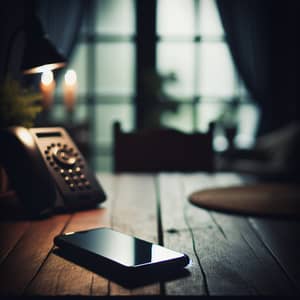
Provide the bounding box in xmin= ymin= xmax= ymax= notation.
xmin=0 ymin=76 xmax=42 ymax=192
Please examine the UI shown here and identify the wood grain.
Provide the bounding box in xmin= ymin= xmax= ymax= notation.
xmin=159 ymin=173 xmax=298 ymax=296
xmin=25 ymin=173 xmax=114 ymax=296
xmin=249 ymin=217 xmax=300 ymax=294
xmin=1 ymin=173 xmax=299 ymax=296
xmin=158 ymin=173 xmax=208 ymax=295
xmin=109 ymin=174 xmax=160 ymax=296
xmin=159 ymin=173 xmax=249 ymax=295
xmin=210 ymin=211 xmax=296 ymax=295
xmin=0 ymin=214 xmax=69 ymax=296
xmin=0 ymin=221 xmax=30 ymax=265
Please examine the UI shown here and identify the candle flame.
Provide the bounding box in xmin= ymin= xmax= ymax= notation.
xmin=64 ymin=69 xmax=77 ymax=85
xmin=41 ymin=70 xmax=54 ymax=85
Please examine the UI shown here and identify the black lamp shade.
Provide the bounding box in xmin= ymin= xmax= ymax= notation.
xmin=21 ymin=15 xmax=66 ymax=74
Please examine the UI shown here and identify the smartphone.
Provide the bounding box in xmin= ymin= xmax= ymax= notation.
xmin=54 ymin=227 xmax=190 ymax=284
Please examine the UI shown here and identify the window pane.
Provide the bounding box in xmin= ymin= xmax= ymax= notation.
xmin=157 ymin=0 xmax=194 ymax=37
xmin=197 ymin=43 xmax=237 ymax=97
xmin=157 ymin=42 xmax=195 ymax=98
xmin=95 ymin=95 xmax=133 ymax=103
xmin=72 ymin=104 xmax=88 ymax=123
xmin=94 ymin=154 xmax=113 ymax=172
xmin=95 ymin=0 xmax=135 ymax=35
xmin=48 ymin=103 xmax=88 ymax=123
xmin=49 ymin=103 xmax=65 ymax=122
xmin=238 ymin=78 xmax=251 ymax=99
xmin=56 ymin=44 xmax=87 ymax=95
xmin=95 ymin=103 xmax=134 ymax=144
xmin=236 ymin=104 xmax=260 ymax=148
xmin=198 ymin=0 xmax=224 ymax=36
xmin=197 ymin=101 xmax=228 ymax=151
xmin=161 ymin=104 xmax=193 ymax=132
xmin=196 ymin=101 xmax=224 ymax=132
xmin=96 ymin=43 xmax=135 ymax=94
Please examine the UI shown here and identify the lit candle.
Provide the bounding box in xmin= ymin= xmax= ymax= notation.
xmin=40 ymin=70 xmax=55 ymax=110
xmin=63 ymin=69 xmax=77 ymax=112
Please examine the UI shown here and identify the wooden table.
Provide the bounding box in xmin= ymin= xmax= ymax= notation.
xmin=0 ymin=173 xmax=299 ymax=296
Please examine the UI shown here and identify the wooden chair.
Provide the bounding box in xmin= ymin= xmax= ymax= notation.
xmin=113 ymin=122 xmax=214 ymax=173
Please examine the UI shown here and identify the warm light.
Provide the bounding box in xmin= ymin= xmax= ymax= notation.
xmin=41 ymin=70 xmax=54 ymax=85
xmin=63 ymin=69 xmax=77 ymax=112
xmin=23 ymin=62 xmax=66 ymax=74
xmin=16 ymin=127 xmax=35 ymax=148
xmin=40 ymin=70 xmax=56 ymax=110
xmin=64 ymin=69 xmax=77 ymax=85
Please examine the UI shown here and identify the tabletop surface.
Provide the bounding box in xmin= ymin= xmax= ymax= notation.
xmin=0 ymin=172 xmax=300 ymax=296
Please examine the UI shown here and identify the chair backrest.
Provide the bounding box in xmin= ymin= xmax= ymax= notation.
xmin=113 ymin=122 xmax=214 ymax=172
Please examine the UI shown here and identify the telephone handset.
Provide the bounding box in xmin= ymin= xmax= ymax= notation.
xmin=0 ymin=127 xmax=106 ymax=217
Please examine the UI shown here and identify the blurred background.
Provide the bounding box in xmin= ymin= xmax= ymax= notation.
xmin=1 ymin=0 xmax=299 ymax=174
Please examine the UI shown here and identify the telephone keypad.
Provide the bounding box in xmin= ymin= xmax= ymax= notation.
xmin=73 ymin=176 xmax=79 ymax=182
xmin=69 ymin=183 xmax=75 ymax=190
xmin=43 ymin=141 xmax=93 ymax=191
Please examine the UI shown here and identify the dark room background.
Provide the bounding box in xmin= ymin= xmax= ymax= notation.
xmin=1 ymin=0 xmax=300 ymax=172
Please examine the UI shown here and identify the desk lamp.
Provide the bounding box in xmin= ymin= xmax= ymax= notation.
xmin=5 ymin=13 xmax=66 ymax=76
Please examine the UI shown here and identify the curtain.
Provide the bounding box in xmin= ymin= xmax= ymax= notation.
xmin=216 ymin=0 xmax=300 ymax=136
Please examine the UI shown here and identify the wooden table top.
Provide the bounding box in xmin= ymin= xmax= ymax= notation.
xmin=0 ymin=172 xmax=299 ymax=296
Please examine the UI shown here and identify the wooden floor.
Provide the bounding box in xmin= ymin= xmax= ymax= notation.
xmin=0 ymin=173 xmax=299 ymax=296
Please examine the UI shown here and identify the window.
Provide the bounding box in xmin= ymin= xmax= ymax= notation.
xmin=50 ymin=0 xmax=260 ymax=171
xmin=156 ymin=0 xmax=260 ymax=150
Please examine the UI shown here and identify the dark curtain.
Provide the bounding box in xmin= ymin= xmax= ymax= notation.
xmin=216 ymin=0 xmax=300 ymax=136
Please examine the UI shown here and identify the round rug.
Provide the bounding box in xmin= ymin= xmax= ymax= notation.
xmin=189 ymin=183 xmax=300 ymax=216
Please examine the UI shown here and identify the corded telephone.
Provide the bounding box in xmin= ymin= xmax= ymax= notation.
xmin=0 ymin=126 xmax=106 ymax=217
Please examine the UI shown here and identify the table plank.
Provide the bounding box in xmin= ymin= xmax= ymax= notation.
xmin=2 ymin=172 xmax=298 ymax=296
xmin=210 ymin=211 xmax=296 ymax=295
xmin=160 ymin=173 xmax=258 ymax=295
xmin=0 ymin=221 xmax=30 ymax=265
xmin=109 ymin=174 xmax=160 ymax=296
xmin=158 ymin=173 xmax=208 ymax=296
xmin=159 ymin=173 xmax=297 ymax=296
xmin=25 ymin=173 xmax=113 ymax=296
xmin=0 ymin=214 xmax=69 ymax=296
xmin=249 ymin=217 xmax=300 ymax=293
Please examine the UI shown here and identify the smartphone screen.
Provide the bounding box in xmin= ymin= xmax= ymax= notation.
xmin=54 ymin=227 xmax=189 ymax=268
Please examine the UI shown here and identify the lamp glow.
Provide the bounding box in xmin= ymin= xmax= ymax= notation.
xmin=63 ymin=69 xmax=77 ymax=112
xmin=64 ymin=69 xmax=77 ymax=85
xmin=40 ymin=70 xmax=56 ymax=110
xmin=41 ymin=70 xmax=54 ymax=85
xmin=25 ymin=62 xmax=66 ymax=75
